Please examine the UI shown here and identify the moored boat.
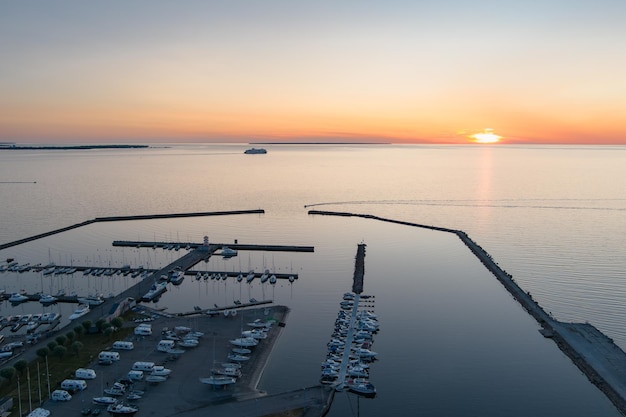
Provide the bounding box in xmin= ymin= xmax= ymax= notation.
xmin=345 ymin=379 xmax=376 ymax=397
xmin=199 ymin=375 xmax=237 ymax=386
xmin=69 ymin=304 xmax=90 ymax=320
xmin=106 ymin=403 xmax=138 ymax=416
xmin=141 ymin=282 xmax=167 ymax=302
xmin=92 ymin=396 xmax=116 ymax=405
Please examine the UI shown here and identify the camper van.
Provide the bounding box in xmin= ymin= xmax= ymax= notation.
xmin=134 ymin=325 xmax=152 ymax=336
xmin=98 ymin=351 xmax=120 ymax=362
xmin=131 ymin=361 xmax=155 ymax=372
xmin=127 ymin=370 xmax=144 ymax=381
xmin=74 ymin=368 xmax=96 ymax=380
xmin=60 ymin=379 xmax=87 ymax=392
xmin=51 ymin=390 xmax=72 ymax=401
xmin=112 ymin=341 xmax=134 ymax=350
xmin=157 ymin=340 xmax=175 ymax=352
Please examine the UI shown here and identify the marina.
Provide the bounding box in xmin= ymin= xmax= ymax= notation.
xmin=1 ymin=204 xmax=624 ymax=416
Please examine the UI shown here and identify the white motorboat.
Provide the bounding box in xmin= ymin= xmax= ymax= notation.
xmin=68 ymin=304 xmax=90 ymax=320
xmin=106 ymin=403 xmax=139 ymax=416
xmin=92 ymin=396 xmax=117 ymax=405
xmin=221 ymin=247 xmax=238 ymax=258
xmin=212 ymin=367 xmax=241 ymax=378
xmin=346 ymin=379 xmax=377 ymax=397
xmin=145 ymin=375 xmax=167 ymax=383
xmin=221 ymin=362 xmax=241 ymax=369
xmin=104 ymin=382 xmax=126 ymax=396
xmin=39 ymin=294 xmax=57 ymax=305
xmin=169 ymin=270 xmax=185 ymax=285
xmin=241 ymin=329 xmax=267 ymax=339
xmin=227 ymin=353 xmax=250 ymax=362
xmin=247 ymin=319 xmax=273 ymax=329
xmin=199 ymin=375 xmax=236 ymax=386
xmin=150 ymin=366 xmax=171 ymax=377
xmin=232 ymin=347 xmax=251 ymax=354
xmin=178 ymin=339 xmax=199 ymax=348
xmin=246 ymin=271 xmax=255 ymax=283
xmin=77 ymin=295 xmax=104 ymax=306
xmin=229 ymin=337 xmax=258 ymax=347
xmin=8 ymin=293 xmax=28 ymax=303
xmin=141 ymin=282 xmax=167 ymax=302
xmin=259 ymin=269 xmax=269 ymax=283
xmin=269 ymin=274 xmax=277 ymax=285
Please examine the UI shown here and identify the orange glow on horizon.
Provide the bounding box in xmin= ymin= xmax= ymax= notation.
xmin=470 ymin=129 xmax=502 ymax=144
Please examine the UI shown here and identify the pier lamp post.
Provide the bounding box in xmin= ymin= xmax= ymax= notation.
xmin=17 ymin=374 xmax=22 ymax=417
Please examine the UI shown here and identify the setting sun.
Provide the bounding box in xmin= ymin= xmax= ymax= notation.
xmin=470 ymin=129 xmax=502 ymax=144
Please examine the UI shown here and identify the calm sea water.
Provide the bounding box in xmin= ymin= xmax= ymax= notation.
xmin=1 ymin=144 xmax=625 ymax=416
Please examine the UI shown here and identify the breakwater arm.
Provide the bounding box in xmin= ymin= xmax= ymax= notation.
xmin=308 ymin=209 xmax=626 ymax=414
xmin=0 ymin=209 xmax=264 ymax=250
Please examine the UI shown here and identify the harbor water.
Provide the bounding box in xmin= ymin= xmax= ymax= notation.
xmin=1 ymin=143 xmax=625 ymax=416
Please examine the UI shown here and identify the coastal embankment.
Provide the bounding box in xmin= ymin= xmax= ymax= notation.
xmin=309 ymin=210 xmax=626 ymax=414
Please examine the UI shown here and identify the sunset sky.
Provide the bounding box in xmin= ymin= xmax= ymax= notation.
xmin=1 ymin=1 xmax=625 ymax=145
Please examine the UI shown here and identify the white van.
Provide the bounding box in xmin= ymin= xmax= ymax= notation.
xmin=127 ymin=370 xmax=144 ymax=381
xmin=98 ymin=351 xmax=120 ymax=362
xmin=134 ymin=326 xmax=152 ymax=336
xmin=51 ymin=389 xmax=72 ymax=401
xmin=74 ymin=368 xmax=96 ymax=380
xmin=112 ymin=341 xmax=134 ymax=350
xmin=60 ymin=379 xmax=87 ymax=391
xmin=131 ymin=361 xmax=155 ymax=372
xmin=157 ymin=340 xmax=175 ymax=352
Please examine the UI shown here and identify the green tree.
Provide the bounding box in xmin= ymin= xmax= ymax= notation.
xmin=55 ymin=335 xmax=67 ymax=346
xmin=13 ymin=360 xmax=27 ymax=375
xmin=71 ymin=341 xmax=83 ymax=356
xmin=111 ymin=317 xmax=123 ymax=329
xmin=65 ymin=331 xmax=75 ymax=343
xmin=36 ymin=347 xmax=50 ymax=359
xmin=103 ymin=327 xmax=114 ymax=338
xmin=101 ymin=322 xmax=112 ymax=332
xmin=95 ymin=319 xmax=106 ymax=332
xmin=0 ymin=367 xmax=16 ymax=381
xmin=53 ymin=345 xmax=67 ymax=359
xmin=47 ymin=341 xmax=57 ymax=352
xmin=73 ymin=325 xmax=84 ymax=337
xmin=81 ymin=320 xmax=92 ymax=332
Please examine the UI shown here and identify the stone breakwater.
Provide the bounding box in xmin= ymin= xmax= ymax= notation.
xmin=309 ymin=210 xmax=626 ymax=415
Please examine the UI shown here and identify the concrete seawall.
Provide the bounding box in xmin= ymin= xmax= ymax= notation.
xmin=309 ymin=210 xmax=626 ymax=415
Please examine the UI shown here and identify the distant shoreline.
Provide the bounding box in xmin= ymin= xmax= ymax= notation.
xmin=250 ymin=142 xmax=390 ymax=145
xmin=0 ymin=144 xmax=149 ymax=150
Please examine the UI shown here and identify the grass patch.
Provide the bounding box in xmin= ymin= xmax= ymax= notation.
xmin=0 ymin=323 xmax=133 ymax=411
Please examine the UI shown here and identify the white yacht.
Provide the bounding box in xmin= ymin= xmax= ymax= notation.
xmin=229 ymin=337 xmax=258 ymax=347
xmin=8 ymin=293 xmax=28 ymax=303
xmin=220 ymin=247 xmax=238 ymax=257
xmin=77 ymin=295 xmax=104 ymax=306
xmin=68 ymin=304 xmax=90 ymax=320
xmin=141 ymin=282 xmax=167 ymax=302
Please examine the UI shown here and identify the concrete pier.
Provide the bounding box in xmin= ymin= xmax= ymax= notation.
xmin=310 ymin=209 xmax=626 ymax=415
